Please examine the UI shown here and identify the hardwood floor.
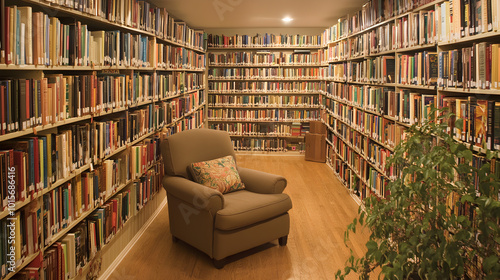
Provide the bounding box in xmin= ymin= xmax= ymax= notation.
xmin=106 ymin=155 xmax=370 ymax=280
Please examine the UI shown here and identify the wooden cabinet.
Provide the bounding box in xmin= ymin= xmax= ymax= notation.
xmin=305 ymin=133 xmax=326 ymax=162
xmin=305 ymin=121 xmax=326 ymax=162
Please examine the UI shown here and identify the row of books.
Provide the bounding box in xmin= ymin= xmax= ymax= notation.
xmin=208 ymin=95 xmax=320 ymax=108
xmin=438 ymin=43 xmax=500 ymax=90
xmin=328 ymin=148 xmax=361 ymax=195
xmin=0 ymin=6 xmax=205 ymax=67
xmin=209 ymin=123 xmax=305 ymax=137
xmin=207 ymin=34 xmax=322 ymax=48
xmin=322 ymin=0 xmax=499 ymax=45
xmin=322 ymin=0 xmax=437 ymax=43
xmin=208 ymin=51 xmax=322 ymax=66
xmin=441 ymin=96 xmax=500 ymax=150
xmin=0 ymin=202 xmax=41 ymax=274
xmin=155 ymin=72 xmax=205 ymax=99
xmin=0 ymin=136 xmax=162 ymax=278
xmin=323 ymin=1 xmax=500 ymax=66
xmin=0 ymin=126 xmax=93 ymax=203
xmin=0 ymin=110 xmax=163 ymax=209
xmin=396 ymin=51 xmax=438 ymax=86
xmin=345 ymin=22 xmax=393 ymax=58
xmin=42 ymin=136 xmax=161 ymax=246
xmin=347 ymin=56 xmax=396 ymax=84
xmin=330 ymin=125 xmax=394 ymax=184
xmin=0 ymin=73 xmax=203 ymax=136
xmin=324 ymin=40 xmax=348 ymax=62
xmin=335 ymin=117 xmax=393 ymax=166
xmin=331 ymin=135 xmax=370 ymax=183
xmin=331 ymin=53 xmax=435 ymax=86
xmin=208 ymin=67 xmax=324 ymax=80
xmin=443 ymin=0 xmax=500 ymax=42
xmin=231 ymin=138 xmax=295 ymax=152
xmin=325 ymin=83 xmax=438 ymax=127
xmin=169 ymin=108 xmax=205 ymax=133
xmin=208 ymin=108 xmax=320 ymax=122
xmin=24 ymin=158 xmax=162 ymax=280
xmin=207 ymin=81 xmax=325 ymax=93
xmin=325 ymin=84 xmax=500 ymax=151
xmin=155 ymin=44 xmax=206 ymax=70
xmin=325 ymin=87 xmax=436 ymax=137
xmin=160 ymin=91 xmax=205 ymax=123
xmin=331 ymin=101 xmax=397 ymax=149
xmin=0 ymin=76 xmax=95 ymax=133
xmin=325 ymin=64 xmax=347 ymax=81
xmin=325 ymin=83 xmax=389 ymax=115
xmin=328 ymin=147 xmax=368 ymax=198
xmin=0 ymin=0 xmax=205 ymax=61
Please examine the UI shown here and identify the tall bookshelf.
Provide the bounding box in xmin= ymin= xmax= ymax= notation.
xmin=321 ymin=0 xmax=500 ymax=277
xmin=207 ymin=34 xmax=324 ymax=152
xmin=0 ymin=0 xmax=206 ymax=279
xmin=321 ymin=0 xmax=500 ymax=203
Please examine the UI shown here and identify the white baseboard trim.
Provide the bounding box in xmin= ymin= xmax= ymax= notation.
xmin=99 ymin=197 xmax=168 ymax=280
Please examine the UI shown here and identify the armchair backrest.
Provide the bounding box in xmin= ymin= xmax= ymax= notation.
xmin=161 ymin=128 xmax=236 ymax=179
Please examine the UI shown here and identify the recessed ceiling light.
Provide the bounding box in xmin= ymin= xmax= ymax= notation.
xmin=282 ymin=17 xmax=293 ymax=23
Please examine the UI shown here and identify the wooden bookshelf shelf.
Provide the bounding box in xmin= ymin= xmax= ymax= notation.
xmin=208 ymin=78 xmax=325 ymax=81
xmin=438 ymin=88 xmax=500 ymax=95
xmin=208 ymin=46 xmax=322 ymax=50
xmin=3 ymin=252 xmax=40 ymax=280
xmin=208 ymin=118 xmax=318 ymax=123
xmin=395 ymin=43 xmax=437 ymax=53
xmin=346 ymin=80 xmax=397 ymax=87
xmin=209 ymin=64 xmax=280 ymax=68
xmin=157 ymin=87 xmax=205 ymax=101
xmin=0 ymin=64 xmax=206 ymax=72
xmin=156 ymin=68 xmax=206 ymax=72
xmin=366 ymin=49 xmax=397 ymax=57
xmin=0 ymin=115 xmax=92 ymax=142
xmin=438 ymin=30 xmax=500 ymax=47
xmin=209 ymin=105 xmax=321 ymax=109
xmin=208 ymin=90 xmax=323 ymax=94
xmin=208 ymin=91 xmax=321 ymax=95
xmin=395 ymin=84 xmax=437 ymax=90
xmin=208 ymin=63 xmax=322 ymax=68
xmin=228 ymin=134 xmax=304 ymax=138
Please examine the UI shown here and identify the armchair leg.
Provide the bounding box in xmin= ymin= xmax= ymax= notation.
xmin=213 ymin=258 xmax=225 ymax=269
xmin=278 ymin=235 xmax=288 ymax=246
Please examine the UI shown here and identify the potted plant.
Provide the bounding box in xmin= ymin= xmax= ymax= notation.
xmin=336 ymin=108 xmax=500 ymax=279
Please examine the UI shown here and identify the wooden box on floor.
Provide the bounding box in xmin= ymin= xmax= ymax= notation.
xmin=305 ymin=133 xmax=326 ymax=162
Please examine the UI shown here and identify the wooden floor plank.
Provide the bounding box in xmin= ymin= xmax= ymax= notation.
xmin=107 ymin=155 xmax=370 ymax=280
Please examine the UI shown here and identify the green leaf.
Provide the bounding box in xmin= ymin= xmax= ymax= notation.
xmin=461 ymin=195 xmax=474 ymax=203
xmin=455 ymin=118 xmax=463 ymax=130
xmin=462 ymin=150 xmax=473 ymax=161
xmin=366 ymin=240 xmax=378 ymax=252
xmin=485 ymin=197 xmax=493 ymax=208
xmin=483 ymin=256 xmax=499 ymax=272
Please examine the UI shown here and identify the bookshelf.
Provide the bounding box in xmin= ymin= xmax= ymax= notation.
xmin=207 ymin=34 xmax=324 ymax=151
xmin=321 ymin=0 xmax=500 ymax=201
xmin=322 ymin=0 xmax=500 ymax=278
xmin=0 ymin=0 xmax=206 ymax=279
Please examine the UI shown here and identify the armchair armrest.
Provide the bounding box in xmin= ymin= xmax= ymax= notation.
xmin=237 ymin=167 xmax=287 ymax=194
xmin=162 ymin=176 xmax=224 ymax=214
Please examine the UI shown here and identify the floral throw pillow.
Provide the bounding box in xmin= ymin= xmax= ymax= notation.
xmin=190 ymin=155 xmax=245 ymax=194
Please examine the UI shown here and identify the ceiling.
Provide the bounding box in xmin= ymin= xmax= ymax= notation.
xmin=149 ymin=0 xmax=368 ymax=30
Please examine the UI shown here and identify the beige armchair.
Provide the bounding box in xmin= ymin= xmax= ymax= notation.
xmin=160 ymin=128 xmax=292 ymax=268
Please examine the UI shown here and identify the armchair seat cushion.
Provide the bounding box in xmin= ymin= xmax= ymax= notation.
xmin=215 ymin=190 xmax=292 ymax=231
